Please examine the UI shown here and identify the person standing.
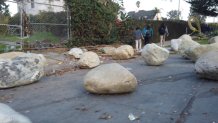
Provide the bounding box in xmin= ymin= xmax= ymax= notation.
xmin=144 ymin=24 xmax=153 ymax=45
xmin=158 ymin=23 xmax=168 ymax=47
xmin=133 ymin=27 xmax=143 ymax=52
xmin=142 ymin=25 xmax=147 ymax=44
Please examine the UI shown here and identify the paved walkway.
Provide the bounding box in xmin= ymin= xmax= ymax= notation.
xmin=0 ymin=54 xmax=217 ymax=123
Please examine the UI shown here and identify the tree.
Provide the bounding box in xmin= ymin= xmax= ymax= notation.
xmin=186 ymin=0 xmax=218 ymax=17
xmin=0 ymin=0 xmax=9 ymax=16
xmin=189 ymin=9 xmax=206 ymax=23
xmin=167 ymin=10 xmax=181 ymax=20
xmin=136 ymin=1 xmax=140 ymax=8
xmin=64 ymin=0 xmax=120 ymax=46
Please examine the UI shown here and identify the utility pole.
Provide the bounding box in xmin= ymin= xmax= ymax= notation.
xmin=178 ymin=0 xmax=180 ymax=20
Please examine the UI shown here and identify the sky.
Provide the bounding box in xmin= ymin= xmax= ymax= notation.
xmin=6 ymin=0 xmax=217 ymax=22
xmin=123 ymin=0 xmax=190 ymax=20
xmin=122 ymin=0 xmax=216 ymax=22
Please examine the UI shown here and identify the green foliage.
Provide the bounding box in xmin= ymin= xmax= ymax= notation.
xmin=0 ymin=0 xmax=9 ymax=16
xmin=196 ymin=39 xmax=208 ymax=44
xmin=189 ymin=9 xmax=206 ymax=23
xmin=65 ymin=0 xmax=120 ymax=46
xmin=0 ymin=35 xmax=21 ymax=41
xmin=26 ymin=32 xmax=59 ymax=43
xmin=186 ymin=0 xmax=218 ymax=17
xmin=0 ymin=16 xmax=9 ymax=35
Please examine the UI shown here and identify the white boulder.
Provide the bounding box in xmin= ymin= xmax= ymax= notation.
xmin=112 ymin=45 xmax=134 ymax=60
xmin=84 ymin=63 xmax=137 ymax=94
xmin=78 ymin=51 xmax=100 ymax=68
xmin=0 ymin=103 xmax=32 ymax=123
xmin=208 ymin=36 xmax=218 ymax=44
xmin=0 ymin=53 xmax=46 ymax=88
xmin=185 ymin=43 xmax=218 ymax=62
xmin=171 ymin=39 xmax=182 ymax=51
xmin=179 ymin=34 xmax=192 ymax=41
xmin=195 ymin=51 xmax=218 ymax=80
xmin=141 ymin=43 xmax=169 ymax=66
xmin=68 ymin=48 xmax=84 ymax=59
xmin=178 ymin=39 xmax=200 ymax=58
xmin=101 ymin=46 xmax=116 ymax=55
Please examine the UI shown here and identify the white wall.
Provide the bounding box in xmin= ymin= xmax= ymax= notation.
xmin=22 ymin=0 xmax=65 ymax=15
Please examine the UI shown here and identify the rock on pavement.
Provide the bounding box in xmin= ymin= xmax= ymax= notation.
xmin=208 ymin=36 xmax=218 ymax=44
xmin=112 ymin=45 xmax=134 ymax=60
xmin=68 ymin=48 xmax=84 ymax=59
xmin=0 ymin=103 xmax=32 ymax=123
xmin=179 ymin=34 xmax=192 ymax=42
xmin=185 ymin=43 xmax=218 ymax=62
xmin=101 ymin=46 xmax=116 ymax=55
xmin=84 ymin=63 xmax=137 ymax=94
xmin=0 ymin=53 xmax=46 ymax=88
xmin=141 ymin=43 xmax=169 ymax=66
xmin=178 ymin=39 xmax=200 ymax=58
xmin=171 ymin=39 xmax=182 ymax=52
xmin=195 ymin=51 xmax=218 ymax=80
xmin=78 ymin=51 xmax=100 ymax=68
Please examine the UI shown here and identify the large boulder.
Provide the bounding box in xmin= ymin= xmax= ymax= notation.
xmin=0 ymin=103 xmax=32 ymax=123
xmin=208 ymin=36 xmax=218 ymax=44
xmin=0 ymin=52 xmax=25 ymax=59
xmin=195 ymin=51 xmax=218 ymax=80
xmin=101 ymin=46 xmax=116 ymax=55
xmin=185 ymin=43 xmax=218 ymax=62
xmin=179 ymin=34 xmax=192 ymax=41
xmin=78 ymin=51 xmax=100 ymax=68
xmin=178 ymin=39 xmax=200 ymax=58
xmin=171 ymin=39 xmax=182 ymax=51
xmin=112 ymin=45 xmax=134 ymax=60
xmin=84 ymin=63 xmax=137 ymax=94
xmin=0 ymin=53 xmax=46 ymax=88
xmin=68 ymin=48 xmax=84 ymax=58
xmin=141 ymin=43 xmax=169 ymax=66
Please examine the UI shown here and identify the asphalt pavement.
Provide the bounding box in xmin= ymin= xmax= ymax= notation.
xmin=0 ymin=54 xmax=217 ymax=123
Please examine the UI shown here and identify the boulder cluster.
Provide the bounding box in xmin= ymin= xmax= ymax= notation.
xmin=171 ymin=34 xmax=218 ymax=80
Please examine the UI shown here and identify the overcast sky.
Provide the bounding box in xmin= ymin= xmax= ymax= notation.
xmin=123 ymin=0 xmax=190 ymax=20
xmin=6 ymin=0 xmax=217 ymax=22
xmin=122 ymin=0 xmax=216 ymax=22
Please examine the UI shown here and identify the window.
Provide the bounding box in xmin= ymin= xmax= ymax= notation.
xmin=31 ymin=0 xmax=34 ymax=8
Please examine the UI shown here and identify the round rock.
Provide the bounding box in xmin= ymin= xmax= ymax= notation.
xmin=0 ymin=53 xmax=46 ymax=88
xmin=195 ymin=51 xmax=218 ymax=80
xmin=84 ymin=63 xmax=137 ymax=94
xmin=78 ymin=51 xmax=100 ymax=68
xmin=171 ymin=39 xmax=182 ymax=52
xmin=68 ymin=48 xmax=84 ymax=59
xmin=208 ymin=36 xmax=218 ymax=44
xmin=0 ymin=103 xmax=32 ymax=123
xmin=112 ymin=45 xmax=134 ymax=60
xmin=141 ymin=43 xmax=169 ymax=66
xmin=101 ymin=46 xmax=116 ymax=55
xmin=185 ymin=43 xmax=218 ymax=62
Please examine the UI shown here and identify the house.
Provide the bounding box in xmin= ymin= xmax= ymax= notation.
xmin=17 ymin=0 xmax=65 ymax=15
xmin=128 ymin=10 xmax=163 ymax=20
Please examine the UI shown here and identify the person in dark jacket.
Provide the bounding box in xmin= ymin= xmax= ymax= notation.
xmin=158 ymin=23 xmax=168 ymax=47
xmin=144 ymin=24 xmax=153 ymax=45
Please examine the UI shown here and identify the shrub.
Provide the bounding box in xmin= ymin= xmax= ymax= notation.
xmin=65 ymin=0 xmax=120 ymax=46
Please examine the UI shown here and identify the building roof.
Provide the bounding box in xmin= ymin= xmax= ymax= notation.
xmin=128 ymin=10 xmax=158 ymax=20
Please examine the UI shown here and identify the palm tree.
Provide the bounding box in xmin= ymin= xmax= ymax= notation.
xmin=136 ymin=1 xmax=140 ymax=8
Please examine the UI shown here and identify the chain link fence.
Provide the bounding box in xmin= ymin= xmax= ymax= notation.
xmin=0 ymin=0 xmax=71 ymax=52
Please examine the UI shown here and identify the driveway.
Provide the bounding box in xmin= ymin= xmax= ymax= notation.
xmin=0 ymin=54 xmax=217 ymax=123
